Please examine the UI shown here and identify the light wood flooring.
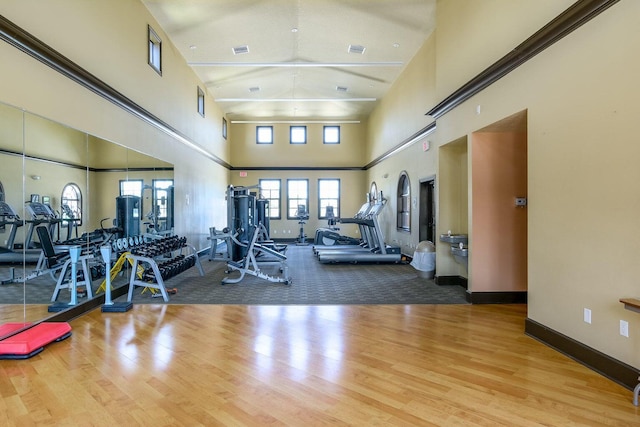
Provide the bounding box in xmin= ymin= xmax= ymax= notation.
xmin=1 ymin=303 xmax=639 ymax=426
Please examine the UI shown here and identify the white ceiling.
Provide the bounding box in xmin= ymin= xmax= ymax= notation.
xmin=141 ymin=0 xmax=436 ymax=121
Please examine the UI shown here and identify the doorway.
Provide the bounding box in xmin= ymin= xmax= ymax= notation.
xmin=419 ymin=177 xmax=435 ymax=243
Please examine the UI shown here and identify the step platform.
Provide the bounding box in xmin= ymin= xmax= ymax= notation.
xmin=0 ymin=322 xmax=72 ymax=359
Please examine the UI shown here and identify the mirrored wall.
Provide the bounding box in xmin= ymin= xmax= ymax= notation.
xmin=0 ymin=101 xmax=173 ymax=329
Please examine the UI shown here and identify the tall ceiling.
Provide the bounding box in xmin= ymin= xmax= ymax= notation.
xmin=141 ymin=0 xmax=436 ymax=121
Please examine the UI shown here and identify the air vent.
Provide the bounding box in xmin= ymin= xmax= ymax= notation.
xmin=249 ymin=86 xmax=260 ymax=93
xmin=232 ymin=45 xmax=249 ymax=55
xmin=336 ymin=86 xmax=348 ymax=92
xmin=348 ymin=44 xmax=366 ymax=54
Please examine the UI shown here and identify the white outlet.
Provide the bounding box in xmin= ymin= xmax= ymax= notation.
xmin=584 ymin=308 xmax=591 ymax=324
xmin=620 ymin=320 xmax=629 ymax=337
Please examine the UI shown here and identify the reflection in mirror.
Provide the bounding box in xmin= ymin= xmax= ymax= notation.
xmin=0 ymin=101 xmax=26 ymax=326
xmin=0 ymin=101 xmax=174 ymax=329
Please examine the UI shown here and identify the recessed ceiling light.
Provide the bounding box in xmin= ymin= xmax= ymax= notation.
xmin=291 ymin=28 xmax=298 ymax=33
xmin=189 ymin=45 xmax=197 ymax=50
xmin=348 ymin=44 xmax=366 ymax=54
xmin=393 ymin=43 xmax=400 ymax=48
xmin=232 ymin=45 xmax=249 ymax=55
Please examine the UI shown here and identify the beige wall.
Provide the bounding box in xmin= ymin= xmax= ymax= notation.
xmin=231 ymin=122 xmax=366 ymax=168
xmin=364 ymin=0 xmax=640 ymax=369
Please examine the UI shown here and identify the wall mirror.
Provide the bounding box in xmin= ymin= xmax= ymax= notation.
xmin=0 ymin=100 xmax=173 ymax=330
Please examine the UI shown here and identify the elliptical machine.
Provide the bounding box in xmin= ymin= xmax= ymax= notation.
xmin=295 ymin=204 xmax=310 ymax=246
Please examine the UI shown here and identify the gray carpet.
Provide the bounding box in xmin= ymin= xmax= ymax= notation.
xmin=1 ymin=245 xmax=468 ymax=305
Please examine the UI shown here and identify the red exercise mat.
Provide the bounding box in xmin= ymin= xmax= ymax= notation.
xmin=0 ymin=322 xmax=72 ymax=359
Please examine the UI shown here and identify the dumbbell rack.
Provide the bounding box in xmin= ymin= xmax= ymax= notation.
xmin=125 ymin=235 xmax=204 ymax=302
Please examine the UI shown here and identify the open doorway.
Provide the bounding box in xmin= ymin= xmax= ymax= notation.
xmin=419 ymin=177 xmax=435 ymax=244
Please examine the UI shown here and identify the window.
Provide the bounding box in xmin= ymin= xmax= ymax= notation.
xmin=323 ymin=126 xmax=340 ymax=144
xmin=197 ymin=86 xmax=205 ymax=117
xmin=120 ymin=179 xmax=143 ymax=197
xmin=290 ymin=126 xmax=307 ymax=144
xmin=148 ymin=25 xmax=162 ymax=75
xmin=61 ymin=183 xmax=82 ymax=226
xmin=152 ymin=179 xmax=173 ymax=220
xmin=369 ymin=181 xmax=378 ymax=202
xmin=287 ymin=179 xmax=309 ymax=219
xmin=259 ymin=179 xmax=281 ymax=219
xmin=257 ymin=126 xmax=273 ymax=144
xmin=318 ymin=179 xmax=340 ymax=219
xmin=397 ymin=172 xmax=411 ymax=231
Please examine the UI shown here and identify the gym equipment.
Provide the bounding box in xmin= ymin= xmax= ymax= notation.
xmin=223 ymin=224 xmax=291 ymax=285
xmin=100 ymin=244 xmax=132 ymax=312
xmin=295 ymin=204 xmax=309 ymax=245
xmin=211 ymin=185 xmax=290 ymax=285
xmin=0 ymin=201 xmax=46 ymax=264
xmin=313 ymin=205 xmax=361 ymax=247
xmin=60 ymin=204 xmax=80 ymax=242
xmin=115 ymin=195 xmax=141 ymax=238
xmin=126 ymin=235 xmax=204 ymax=302
xmin=0 ymin=201 xmax=26 ymax=264
xmin=315 ymin=193 xmax=402 ymax=264
xmin=24 ymin=201 xmax=61 ymax=249
xmin=0 ymin=322 xmax=72 ymax=359
xmin=48 ymin=244 xmax=95 ymax=311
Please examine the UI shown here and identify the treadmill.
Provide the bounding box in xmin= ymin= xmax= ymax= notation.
xmin=0 ymin=202 xmax=42 ymax=264
xmin=316 ymin=200 xmax=402 ymax=264
xmin=313 ymin=201 xmax=373 ymax=255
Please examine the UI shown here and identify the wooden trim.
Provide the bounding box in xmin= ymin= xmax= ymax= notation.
xmin=364 ymin=121 xmax=436 ymax=170
xmin=1 ymin=149 xmax=174 ymax=173
xmin=230 ymin=166 xmax=364 ymax=171
xmin=525 ymin=318 xmax=639 ymax=391
xmin=426 ymin=0 xmax=620 ymax=119
xmin=0 ymin=14 xmax=230 ymax=169
xmin=466 ymin=291 xmax=527 ymax=304
xmin=435 ymin=275 xmax=467 ymax=288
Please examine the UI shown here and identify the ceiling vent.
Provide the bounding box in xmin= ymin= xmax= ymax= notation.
xmin=249 ymin=86 xmax=260 ymax=93
xmin=348 ymin=44 xmax=366 ymax=54
xmin=336 ymin=86 xmax=348 ymax=92
xmin=232 ymin=45 xmax=249 ymax=55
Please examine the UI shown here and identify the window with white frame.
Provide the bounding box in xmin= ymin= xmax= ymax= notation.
xmin=259 ymin=179 xmax=281 ymax=219
xmin=148 ymin=25 xmax=162 ymax=75
xmin=397 ymin=172 xmax=411 ymax=231
xmin=287 ymin=179 xmax=309 ymax=219
xmin=120 ymin=179 xmax=143 ymax=197
xmin=369 ymin=181 xmax=378 ymax=202
xmin=61 ymin=183 xmax=83 ymax=226
xmin=257 ymin=126 xmax=273 ymax=144
xmin=197 ymin=86 xmax=205 ymax=117
xmin=323 ymin=125 xmax=340 ymax=144
xmin=318 ymin=179 xmax=340 ymax=219
xmin=152 ymin=179 xmax=173 ymax=221
xmin=290 ymin=126 xmax=307 ymax=144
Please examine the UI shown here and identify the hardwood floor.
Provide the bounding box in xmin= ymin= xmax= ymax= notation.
xmin=1 ymin=303 xmax=638 ymax=426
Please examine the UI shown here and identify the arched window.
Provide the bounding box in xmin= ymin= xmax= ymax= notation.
xmin=61 ymin=183 xmax=82 ymax=226
xmin=369 ymin=181 xmax=378 ymax=202
xmin=397 ymin=172 xmax=411 ymax=231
